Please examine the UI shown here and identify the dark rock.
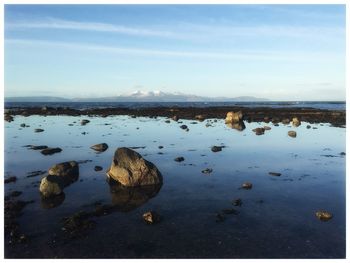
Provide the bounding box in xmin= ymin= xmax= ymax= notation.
xmin=306 ymin=125 xmax=311 ymax=129
xmin=340 ymin=152 xmax=346 ymax=156
xmin=165 ymin=120 xmax=171 ymax=123
xmin=48 ymin=161 xmax=79 ymax=184
xmin=29 ymin=145 xmax=48 ymax=150
xmin=269 ymin=172 xmax=281 ymax=176
xmin=263 ymin=126 xmax=271 ymax=130
xmin=180 ymin=125 xmax=188 ymax=130
xmin=288 ymin=131 xmax=297 ymax=138
xmin=20 ymin=123 xmax=26 ymax=128
xmin=5 ymin=176 xmax=17 ymax=184
xmin=226 ymin=121 xmax=246 ymax=131
xmin=41 ymin=147 xmax=62 ymax=155
xmin=158 ymin=146 xmax=164 ymax=149
xmin=34 ymin=128 xmax=44 ymax=133
xmin=216 ymin=213 xmax=225 ymax=222
xmin=282 ymin=118 xmax=290 ymax=125
xmin=201 ymin=168 xmax=213 ymax=174
xmin=315 ymin=210 xmax=333 ymax=221
xmin=174 ymin=156 xmax=185 ymax=162
xmin=94 ymin=166 xmax=103 ymax=171
xmin=10 ymin=191 xmax=22 ymax=197
xmin=61 ymin=211 xmax=96 ymax=237
xmin=241 ymin=182 xmax=252 ymax=189
xmin=172 ymin=115 xmax=179 ymax=121
xmin=81 ymin=119 xmax=90 ymax=125
xmin=142 ymin=211 xmax=161 ymax=224
xmin=211 ymin=146 xmax=222 ymax=152
xmin=106 ymin=147 xmax=163 ymax=187
xmin=232 ymin=199 xmax=242 ymax=206
xmin=90 ymin=143 xmax=108 ymax=152
xmin=39 ymin=175 xmax=64 ymax=197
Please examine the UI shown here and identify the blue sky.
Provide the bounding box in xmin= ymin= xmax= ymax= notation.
xmin=4 ymin=4 xmax=346 ymax=100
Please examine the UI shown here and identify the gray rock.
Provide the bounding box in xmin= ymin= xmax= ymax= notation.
xmin=34 ymin=128 xmax=45 ymax=133
xmin=174 ymin=156 xmax=185 ymax=162
xmin=211 ymin=146 xmax=222 ymax=152
xmin=106 ymin=148 xmax=162 ymax=187
xmin=90 ymin=143 xmax=108 ymax=152
xmin=81 ymin=119 xmax=90 ymax=125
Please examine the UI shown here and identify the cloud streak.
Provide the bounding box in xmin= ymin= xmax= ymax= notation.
xmin=5 ymin=38 xmax=342 ymax=62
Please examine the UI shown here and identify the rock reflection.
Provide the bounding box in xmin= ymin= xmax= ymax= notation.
xmin=40 ymin=193 xmax=65 ymax=209
xmin=109 ymin=181 xmax=162 ymax=212
xmin=226 ymin=121 xmax=246 ymax=131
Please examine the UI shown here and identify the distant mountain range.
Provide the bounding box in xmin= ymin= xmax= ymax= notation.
xmin=5 ymin=91 xmax=269 ymax=102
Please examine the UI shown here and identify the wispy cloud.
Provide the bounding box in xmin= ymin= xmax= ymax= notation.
xmin=5 ymin=38 xmax=342 ymax=62
xmin=6 ymin=18 xmax=181 ymax=38
xmin=6 ymin=17 xmax=344 ymax=42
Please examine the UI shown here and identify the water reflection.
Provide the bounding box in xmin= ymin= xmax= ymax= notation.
xmin=226 ymin=121 xmax=246 ymax=131
xmin=41 ymin=193 xmax=65 ymax=209
xmin=109 ymin=181 xmax=162 ymax=212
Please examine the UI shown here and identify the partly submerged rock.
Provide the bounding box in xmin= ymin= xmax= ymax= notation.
xmin=34 ymin=128 xmax=45 ymax=133
xmin=39 ymin=175 xmax=64 ymax=198
xmin=172 ymin=115 xmax=179 ymax=121
xmin=90 ymin=143 xmax=108 ymax=152
xmin=180 ymin=124 xmax=188 ymax=130
xmin=225 ymin=111 xmax=243 ymax=123
xmin=241 ymin=182 xmax=253 ymax=189
xmin=143 ymin=211 xmax=161 ymax=224
xmin=292 ymin=117 xmax=301 ymax=127
xmin=315 ymin=210 xmax=333 ymax=221
xmin=40 ymin=193 xmax=65 ymax=209
xmin=81 ymin=119 xmax=90 ymax=125
xmin=288 ymin=131 xmax=297 ymax=138
xmin=253 ymin=127 xmax=265 ymax=135
xmin=48 ymin=161 xmax=79 ymax=186
xmin=5 ymin=176 xmax=17 ymax=184
xmin=269 ymin=172 xmax=281 ymax=176
xmin=29 ymin=145 xmax=48 ymax=150
xmin=5 ymin=114 xmax=14 ymax=122
xmin=211 ymin=146 xmax=223 ymax=152
xmin=41 ymin=147 xmax=62 ymax=155
xmin=226 ymin=121 xmax=246 ymax=131
xmin=174 ymin=156 xmax=185 ymax=162
xmin=201 ymin=168 xmax=213 ymax=174
xmin=94 ymin=166 xmax=103 ymax=171
xmin=106 ymin=147 xmax=162 ymax=187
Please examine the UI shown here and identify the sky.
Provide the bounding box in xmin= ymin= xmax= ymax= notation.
xmin=4 ymin=4 xmax=346 ymax=100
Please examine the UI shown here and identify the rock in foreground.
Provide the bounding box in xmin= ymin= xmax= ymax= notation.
xmin=41 ymin=147 xmax=62 ymax=155
xmin=316 ymin=210 xmax=333 ymax=221
xmin=288 ymin=131 xmax=297 ymax=138
xmin=106 ymin=147 xmax=162 ymax=187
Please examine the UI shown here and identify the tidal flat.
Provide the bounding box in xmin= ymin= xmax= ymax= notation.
xmin=4 ymin=114 xmax=346 ymax=258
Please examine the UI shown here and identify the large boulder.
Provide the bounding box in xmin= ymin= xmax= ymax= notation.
xmin=106 ymin=147 xmax=162 ymax=187
xmin=225 ymin=111 xmax=243 ymax=123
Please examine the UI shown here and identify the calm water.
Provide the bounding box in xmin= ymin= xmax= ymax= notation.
xmin=5 ymin=101 xmax=346 ymax=110
xmin=4 ymin=115 xmax=346 ymax=258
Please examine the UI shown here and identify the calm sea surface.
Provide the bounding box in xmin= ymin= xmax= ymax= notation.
xmin=4 ymin=115 xmax=346 ymax=258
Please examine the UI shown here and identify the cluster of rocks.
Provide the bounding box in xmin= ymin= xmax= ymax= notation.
xmin=25 ymin=145 xmax=62 ymax=155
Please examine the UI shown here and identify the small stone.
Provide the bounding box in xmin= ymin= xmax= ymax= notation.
xmin=211 ymin=146 xmax=222 ymax=152
xmin=232 ymin=199 xmax=242 ymax=206
xmin=315 ymin=211 xmax=333 ymax=221
xmin=143 ymin=211 xmax=161 ymax=224
xmin=268 ymin=172 xmax=281 ymax=176
xmin=29 ymin=145 xmax=48 ymax=150
xmin=263 ymin=126 xmax=271 ymax=130
xmin=241 ymin=182 xmax=252 ymax=189
xmin=253 ymin=127 xmax=265 ymax=135
xmin=81 ymin=119 xmax=90 ymax=125
xmin=165 ymin=120 xmax=171 ymax=123
xmin=180 ymin=125 xmax=188 ymax=130
xmin=174 ymin=157 xmax=185 ymax=162
xmin=94 ymin=166 xmax=103 ymax=171
xmin=282 ymin=118 xmax=290 ymax=125
xmin=306 ymin=125 xmax=311 ymax=129
xmin=158 ymin=146 xmax=164 ymax=149
xmin=201 ymin=168 xmax=213 ymax=174
xmin=340 ymin=152 xmax=346 ymax=156
xmin=20 ymin=123 xmax=26 ymax=128
xmin=288 ymin=131 xmax=297 ymax=138
xmin=34 ymin=128 xmax=44 ymax=133
xmin=216 ymin=213 xmax=225 ymax=222
xmin=172 ymin=116 xmax=179 ymax=121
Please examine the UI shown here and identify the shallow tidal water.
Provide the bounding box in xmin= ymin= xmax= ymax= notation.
xmin=4 ymin=115 xmax=346 ymax=258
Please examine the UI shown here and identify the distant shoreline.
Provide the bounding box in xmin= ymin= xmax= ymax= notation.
xmin=4 ymin=105 xmax=345 ymax=127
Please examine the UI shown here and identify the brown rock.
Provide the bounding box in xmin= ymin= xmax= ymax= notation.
xmin=106 ymin=148 xmax=162 ymax=187
xmin=225 ymin=111 xmax=243 ymax=123
xmin=288 ymin=131 xmax=297 ymax=138
xmin=90 ymin=143 xmax=108 ymax=152
xmin=143 ymin=211 xmax=161 ymax=224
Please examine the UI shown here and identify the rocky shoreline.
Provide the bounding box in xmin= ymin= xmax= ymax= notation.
xmin=4 ymin=106 xmax=346 ymax=127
